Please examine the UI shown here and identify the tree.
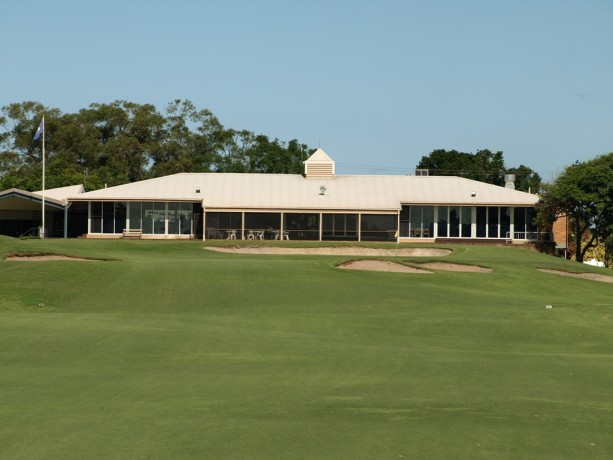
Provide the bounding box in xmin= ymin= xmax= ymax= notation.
xmin=416 ymin=149 xmax=541 ymax=192
xmin=79 ymin=101 xmax=166 ymax=187
xmin=504 ymin=165 xmax=542 ymax=193
xmin=1 ymin=99 xmax=312 ymax=191
xmin=537 ymin=153 xmax=613 ymax=262
xmin=150 ymin=99 xmax=226 ymax=176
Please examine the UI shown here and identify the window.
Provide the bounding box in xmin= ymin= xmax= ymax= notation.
xmin=488 ymin=207 xmax=499 ymax=238
xmin=322 ymin=214 xmax=358 ymax=241
xmin=400 ymin=206 xmax=434 ymax=237
xmin=102 ymin=202 xmax=114 ymax=233
xmin=477 ymin=207 xmax=487 ymax=237
xmin=91 ymin=202 xmax=102 ymax=233
xmin=437 ymin=206 xmax=448 ymax=237
xmin=168 ymin=202 xmax=193 ymax=235
xmin=284 ymin=213 xmax=319 ymax=240
xmin=206 ymin=212 xmax=242 ymax=239
xmin=129 ymin=202 xmax=142 ymax=230
xmin=500 ymin=207 xmax=511 ymax=239
xmin=461 ymin=206 xmax=471 ymax=237
xmin=114 ymin=202 xmax=126 ymax=234
xmin=360 ymin=214 xmax=397 ymax=241
xmin=449 ymin=207 xmax=460 ymax=237
xmin=142 ymin=202 xmax=154 ymax=234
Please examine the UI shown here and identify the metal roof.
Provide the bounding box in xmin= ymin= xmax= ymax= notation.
xmin=33 ymin=184 xmax=85 ymax=203
xmin=0 ymin=185 xmax=84 ymax=210
xmin=68 ymin=173 xmax=538 ymax=211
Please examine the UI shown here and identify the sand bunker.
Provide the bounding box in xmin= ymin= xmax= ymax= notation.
xmin=417 ymin=262 xmax=491 ymax=273
xmin=338 ymin=260 xmax=490 ymax=274
xmin=338 ymin=260 xmax=431 ymax=273
xmin=5 ymin=253 xmax=96 ymax=262
xmin=205 ymin=246 xmax=451 ymax=257
xmin=538 ymin=268 xmax=613 ymax=283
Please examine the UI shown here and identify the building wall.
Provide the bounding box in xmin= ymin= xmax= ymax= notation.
xmin=552 ymin=215 xmax=569 ymax=247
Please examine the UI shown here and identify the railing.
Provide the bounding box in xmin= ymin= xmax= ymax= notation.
xmin=20 ymin=227 xmax=40 ymax=237
xmin=506 ymin=231 xmax=553 ymax=243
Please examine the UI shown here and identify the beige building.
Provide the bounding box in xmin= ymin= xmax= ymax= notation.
xmin=65 ymin=149 xmax=541 ymax=243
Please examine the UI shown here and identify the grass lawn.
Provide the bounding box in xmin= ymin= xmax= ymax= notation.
xmin=1 ymin=236 xmax=612 ymax=459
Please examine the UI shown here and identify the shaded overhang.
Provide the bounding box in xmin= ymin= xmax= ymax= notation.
xmin=0 ymin=189 xmax=66 ymax=211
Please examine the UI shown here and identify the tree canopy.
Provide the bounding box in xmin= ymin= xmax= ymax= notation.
xmin=537 ymin=153 xmax=613 ymax=263
xmin=416 ymin=149 xmax=542 ymax=192
xmin=0 ymin=100 xmax=311 ymax=191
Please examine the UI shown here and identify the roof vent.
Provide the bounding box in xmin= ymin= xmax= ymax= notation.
xmin=504 ymin=174 xmax=515 ymax=190
xmin=415 ymin=169 xmax=429 ymax=176
xmin=304 ymin=148 xmax=335 ymax=178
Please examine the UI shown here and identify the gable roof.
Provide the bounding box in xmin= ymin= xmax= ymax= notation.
xmin=305 ymin=148 xmax=333 ymax=162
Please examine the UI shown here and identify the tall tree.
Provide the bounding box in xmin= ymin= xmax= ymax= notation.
xmin=416 ymin=148 xmax=541 ymax=191
xmin=0 ymin=101 xmax=62 ymax=190
xmin=504 ymin=165 xmax=542 ymax=193
xmin=79 ymin=101 xmax=165 ymax=187
xmin=537 ymin=153 xmax=613 ymax=262
xmin=150 ymin=99 xmax=225 ymax=176
xmin=1 ymin=99 xmax=312 ymax=191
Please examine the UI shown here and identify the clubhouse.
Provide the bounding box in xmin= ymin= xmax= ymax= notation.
xmin=1 ymin=149 xmax=541 ymax=242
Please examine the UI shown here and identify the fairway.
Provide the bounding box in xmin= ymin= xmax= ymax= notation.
xmin=1 ymin=237 xmax=612 ymax=459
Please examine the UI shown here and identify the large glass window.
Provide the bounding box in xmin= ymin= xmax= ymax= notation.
xmin=114 ymin=202 xmax=126 ymax=234
xmin=500 ymin=207 xmax=511 ymax=239
xmin=514 ymin=207 xmax=526 ymax=234
xmin=461 ymin=206 xmax=471 ymax=238
xmin=423 ymin=206 xmax=434 ymax=238
xmin=284 ymin=213 xmax=319 ymax=240
xmin=142 ymin=202 xmax=154 ymax=234
xmin=153 ymin=202 xmax=166 ymax=234
xmin=322 ymin=214 xmax=358 ymax=241
xmin=168 ymin=202 xmax=193 ymax=235
xmin=399 ymin=206 xmax=410 ymax=237
xmin=244 ymin=212 xmax=281 ymax=240
xmin=449 ymin=207 xmax=460 ymax=237
xmin=91 ymin=202 xmax=102 ymax=233
xmin=129 ymin=202 xmax=142 ymax=230
xmin=476 ymin=207 xmax=487 ymax=237
xmin=513 ymin=207 xmax=537 ymax=237
xmin=205 ymin=212 xmax=242 ymax=239
xmin=360 ymin=214 xmax=397 ymax=241
xmin=89 ymin=201 xmax=196 ymax=236
xmin=102 ymin=202 xmax=114 ymax=233
xmin=526 ymin=207 xmax=536 ymax=232
xmin=488 ymin=207 xmax=499 ymax=238
xmin=437 ymin=206 xmax=448 ymax=237
xmin=89 ymin=201 xmax=127 ymax=234
xmin=400 ymin=206 xmax=434 ymax=237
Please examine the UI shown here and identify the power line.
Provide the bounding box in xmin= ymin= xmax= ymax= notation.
xmin=337 ymin=162 xmax=558 ymax=179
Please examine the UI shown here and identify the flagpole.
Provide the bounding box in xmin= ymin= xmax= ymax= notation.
xmin=41 ymin=116 xmax=45 ymax=239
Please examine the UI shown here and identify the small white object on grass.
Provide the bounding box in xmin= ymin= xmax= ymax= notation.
xmin=545 ymin=305 xmax=552 ymax=309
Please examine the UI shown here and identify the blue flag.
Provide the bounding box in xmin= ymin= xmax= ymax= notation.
xmin=33 ymin=119 xmax=44 ymax=141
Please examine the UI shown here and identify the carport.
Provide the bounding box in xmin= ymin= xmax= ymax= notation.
xmin=0 ymin=185 xmax=85 ymax=238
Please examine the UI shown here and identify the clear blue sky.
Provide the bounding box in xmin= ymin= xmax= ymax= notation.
xmin=2 ymin=0 xmax=612 ymax=181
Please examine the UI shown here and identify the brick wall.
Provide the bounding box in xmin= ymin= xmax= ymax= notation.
xmin=552 ymin=215 xmax=569 ymax=247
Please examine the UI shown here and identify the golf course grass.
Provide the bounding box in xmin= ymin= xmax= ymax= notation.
xmin=1 ymin=236 xmax=612 ymax=459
